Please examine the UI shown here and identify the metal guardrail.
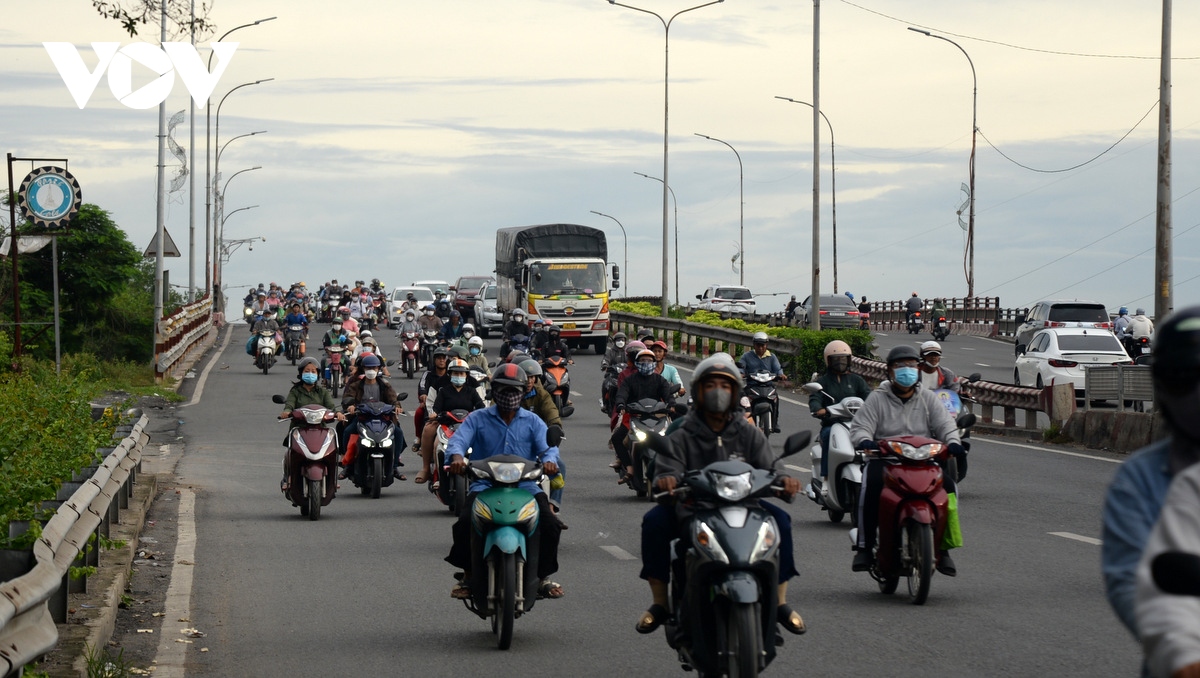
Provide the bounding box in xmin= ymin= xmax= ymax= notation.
xmin=0 ymin=415 xmax=150 ymax=677
xmin=155 ymin=296 xmax=216 ymax=383
xmin=610 ymin=312 xmax=801 ymax=364
xmin=1085 ymin=365 xmax=1153 ymax=412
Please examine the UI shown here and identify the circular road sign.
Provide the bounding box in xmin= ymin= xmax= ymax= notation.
xmin=18 ymin=166 xmax=82 ymax=229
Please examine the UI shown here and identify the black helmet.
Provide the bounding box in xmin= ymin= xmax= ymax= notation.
xmin=612 ymin=332 xmax=627 ymax=342
xmin=491 ymin=362 xmax=528 ymax=389
xmin=1153 ymin=306 xmax=1200 ymax=390
xmin=636 ymin=328 xmax=654 ymax=341
xmin=433 ymin=347 xmax=450 ymax=359
xmin=691 ymin=352 xmax=744 ymax=394
xmin=517 ymin=358 xmax=543 ymax=378
xmin=886 ymin=344 xmax=920 ymax=365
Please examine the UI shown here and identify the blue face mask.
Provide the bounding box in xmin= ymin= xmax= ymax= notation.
xmin=450 ymin=375 xmax=467 ymax=387
xmin=892 ymin=366 xmax=918 ymax=388
xmin=301 ymin=372 xmax=318 ymax=385
xmin=470 ymin=347 xmax=481 ymax=356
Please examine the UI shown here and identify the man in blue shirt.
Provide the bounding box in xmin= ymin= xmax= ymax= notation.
xmin=445 ymin=363 xmax=564 ymax=600
xmin=737 ymin=331 xmax=790 ymax=432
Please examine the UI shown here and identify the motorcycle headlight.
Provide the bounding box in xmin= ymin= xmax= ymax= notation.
xmin=693 ymin=520 xmax=730 ymax=564
xmin=381 ymin=438 xmax=393 ymax=448
xmin=302 ymin=410 xmax=325 ymax=425
xmin=748 ymin=519 xmax=779 ymax=564
xmin=360 ymin=437 xmax=374 ymax=447
xmin=712 ymin=471 xmax=753 ymax=502
xmin=883 ymin=440 xmax=944 ymax=461
xmin=633 ymin=429 xmax=648 ymax=442
xmin=488 ymin=461 xmax=524 ymax=484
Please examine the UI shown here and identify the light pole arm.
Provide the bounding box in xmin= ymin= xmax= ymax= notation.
xmin=590 ymin=210 xmax=628 ymax=298
xmin=217 ymin=132 xmax=266 ymax=166
xmin=222 ymin=166 xmax=261 ymax=197
xmin=216 ymin=79 xmax=274 ymax=125
xmin=222 ymin=204 xmax=259 ymax=227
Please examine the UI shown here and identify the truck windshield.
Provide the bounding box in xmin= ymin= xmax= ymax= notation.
xmin=528 ymin=262 xmax=607 ymax=296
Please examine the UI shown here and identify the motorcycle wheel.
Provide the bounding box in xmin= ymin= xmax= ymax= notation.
xmin=827 ymin=509 xmax=845 ymax=523
xmin=371 ymin=457 xmax=383 ymax=499
xmin=262 ymin=360 xmax=270 ymax=375
xmin=496 ymin=552 xmax=517 ymax=650
xmin=905 ymin=521 xmax=934 ymax=605
xmin=726 ymin=601 xmax=761 ymax=678
xmin=406 ymin=358 xmax=414 ymax=380
xmin=756 ymin=413 xmax=771 ymax=439
xmin=331 ymin=370 xmax=341 ymax=399
xmin=452 ymin=475 xmax=468 ymax=516
xmin=307 ymin=478 xmax=322 ymax=521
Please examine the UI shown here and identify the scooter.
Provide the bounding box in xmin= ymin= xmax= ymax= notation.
xmin=255 ymin=330 xmax=278 ymax=375
xmin=600 ymin=363 xmax=621 ymax=414
xmin=1124 ymin=335 xmax=1152 ymax=360
xmin=284 ymin=324 xmax=306 ymax=365
xmin=508 ymin=334 xmax=532 ymax=358
xmin=745 ymin=371 xmax=780 ymax=438
xmin=344 ymin=396 xmax=409 ymax=499
xmin=624 ymin=398 xmax=677 ymax=499
xmin=420 ymin=329 xmax=441 ymax=367
xmin=324 ymin=345 xmax=347 ymax=398
xmin=931 ymin=315 xmax=949 ymax=342
xmin=431 ymin=409 xmax=474 ymax=515
xmin=273 ymin=396 xmax=338 ymax=521
xmin=399 ymin=330 xmax=421 ymax=378
xmin=802 ymin=383 xmax=865 ymax=524
xmin=242 ymin=305 xmax=255 ymax=324
xmin=931 ymin=373 xmax=981 ymax=484
xmin=541 ymin=355 xmax=574 ymax=418
xmin=907 ymin=311 xmax=924 ymax=335
xmin=469 ymin=367 xmax=492 ymax=405
xmin=650 ymin=431 xmax=811 ymax=677
xmin=461 ymin=454 xmax=546 ymax=650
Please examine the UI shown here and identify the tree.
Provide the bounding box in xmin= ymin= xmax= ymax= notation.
xmin=91 ymin=0 xmax=214 ymax=39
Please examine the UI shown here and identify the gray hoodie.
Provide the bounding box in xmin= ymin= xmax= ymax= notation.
xmin=850 ymin=381 xmax=961 ymax=448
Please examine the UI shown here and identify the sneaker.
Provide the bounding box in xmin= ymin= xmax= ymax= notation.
xmin=852 ymin=550 xmax=873 ymax=572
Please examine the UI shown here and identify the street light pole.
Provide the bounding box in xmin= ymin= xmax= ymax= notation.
xmin=909 ymin=26 xmax=977 ymax=299
xmin=633 ymin=172 xmax=678 ymax=306
xmin=213 ymin=86 xmax=269 ymax=314
xmin=609 ymin=0 xmax=724 ymax=317
xmin=694 ymin=133 xmax=743 ymax=285
xmin=590 ymin=210 xmax=627 ymax=297
xmin=221 ymin=166 xmax=261 ymax=206
xmin=775 ymin=96 xmax=838 ymax=293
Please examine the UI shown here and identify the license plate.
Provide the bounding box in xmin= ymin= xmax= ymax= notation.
xmin=562 ymin=323 xmax=576 ymax=329
xmin=828 ymin=312 xmax=844 ymax=317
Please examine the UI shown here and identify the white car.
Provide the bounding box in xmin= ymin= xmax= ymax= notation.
xmin=1014 ymin=327 xmax=1132 ymax=394
xmin=389 ymin=286 xmax=434 ymax=327
xmin=695 ymin=285 xmax=757 ymax=313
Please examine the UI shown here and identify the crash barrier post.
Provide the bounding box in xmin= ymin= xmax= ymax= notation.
xmin=0 ymin=415 xmax=150 ymax=677
xmin=154 ymin=296 xmax=217 ymax=383
xmin=1084 ymin=365 xmax=1153 ymax=412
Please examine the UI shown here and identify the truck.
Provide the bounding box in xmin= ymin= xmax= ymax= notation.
xmin=495 ymin=224 xmax=620 ymax=354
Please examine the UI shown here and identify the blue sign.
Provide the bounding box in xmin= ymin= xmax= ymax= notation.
xmin=18 ymin=166 xmax=81 ymax=229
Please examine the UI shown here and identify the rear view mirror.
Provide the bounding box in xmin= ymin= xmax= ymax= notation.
xmin=397 ymin=392 xmax=410 ymax=402
xmin=801 ymin=382 xmax=824 ymax=394
xmin=780 ymin=431 xmax=812 ymax=461
xmin=271 ymin=395 xmax=286 ymax=405
xmin=956 ymin=412 xmax=977 ymax=429
xmin=967 ymin=373 xmax=982 ymax=383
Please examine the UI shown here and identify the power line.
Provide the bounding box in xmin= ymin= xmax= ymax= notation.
xmin=979 ymin=101 xmax=1158 ymax=174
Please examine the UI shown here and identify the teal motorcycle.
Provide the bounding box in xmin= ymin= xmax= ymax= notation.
xmin=462 ymin=454 xmax=545 ymax=650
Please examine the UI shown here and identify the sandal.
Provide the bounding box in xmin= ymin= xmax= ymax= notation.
xmin=451 ymin=583 xmax=471 ymax=600
xmin=777 ymin=604 xmax=806 ymax=635
xmin=414 ymin=474 xmax=428 ymax=484
xmin=636 ymin=604 xmax=669 ymax=634
xmin=537 ymin=580 xmax=565 ymax=600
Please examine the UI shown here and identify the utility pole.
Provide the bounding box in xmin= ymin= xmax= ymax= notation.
xmin=1155 ymin=0 xmax=1173 ymax=321
xmin=810 ymin=0 xmax=821 ymax=330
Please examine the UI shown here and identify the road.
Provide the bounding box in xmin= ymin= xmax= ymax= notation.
xmin=144 ymin=323 xmax=1140 ymax=676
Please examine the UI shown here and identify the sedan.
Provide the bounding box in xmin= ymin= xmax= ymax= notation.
xmin=389 ymin=286 xmax=434 ymax=327
xmin=1014 ymin=328 xmax=1132 ymax=394
xmin=799 ymin=294 xmax=861 ymax=328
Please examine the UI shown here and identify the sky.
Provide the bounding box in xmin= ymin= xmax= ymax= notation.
xmin=3 ymin=0 xmax=1199 ymax=315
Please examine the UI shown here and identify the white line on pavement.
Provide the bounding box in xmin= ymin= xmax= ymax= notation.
xmin=961 ymin=347 xmax=976 ymax=351
xmin=981 ymin=437 xmax=1121 ymax=463
xmin=181 ymin=326 xmax=234 ymax=408
xmin=571 ymin=391 xmax=582 ymax=396
xmin=975 ymin=363 xmax=991 ymax=367
xmin=785 ymin=464 xmax=811 ymax=473
xmin=1049 ymin=532 xmax=1102 ymax=546
xmin=600 ymin=545 xmax=637 ymax=561
xmin=152 ymin=488 xmax=197 ymax=677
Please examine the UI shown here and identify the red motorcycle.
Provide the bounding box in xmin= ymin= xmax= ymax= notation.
xmin=399 ymin=330 xmax=421 ymax=379
xmin=430 ymin=409 xmax=472 ymax=515
xmin=325 ymin=344 xmax=348 ymax=397
xmin=273 ymin=397 xmax=338 ymax=521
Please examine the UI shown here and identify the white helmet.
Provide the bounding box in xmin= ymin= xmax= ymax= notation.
xmin=468 ymin=336 xmax=484 ymax=348
xmin=462 ymin=323 xmax=475 ymax=334
xmin=919 ymin=340 xmax=942 ymax=356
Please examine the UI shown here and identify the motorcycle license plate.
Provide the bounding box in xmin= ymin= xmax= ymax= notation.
xmin=562 ymin=322 xmax=576 ymax=329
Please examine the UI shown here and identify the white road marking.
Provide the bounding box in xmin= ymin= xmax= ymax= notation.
xmin=975 ymin=363 xmax=991 ymax=367
xmin=571 ymin=391 xmax=582 ymax=396
xmin=1049 ymin=532 xmax=1102 ymax=546
xmin=981 ymin=437 xmax=1121 ymax=463
xmin=961 ymin=347 xmax=976 ymax=351
xmin=181 ymin=326 xmax=234 ymax=408
xmin=600 ymin=545 xmax=637 ymax=561
xmin=784 ymin=464 xmax=811 ymax=473
xmin=152 ymin=488 xmax=197 ymax=677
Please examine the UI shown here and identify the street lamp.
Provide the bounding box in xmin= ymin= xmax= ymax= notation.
xmin=590 ymin=210 xmax=627 ymax=298
xmin=204 ymin=16 xmax=276 ymax=294
xmin=221 ymin=204 xmax=259 ymax=229
xmin=633 ymin=172 xmax=678 ymax=306
xmin=221 ymin=166 xmax=261 ymax=211
xmin=220 ymin=236 xmax=265 ymax=265
xmin=775 ymin=96 xmax=839 ymax=293
xmin=211 ymin=130 xmax=265 ymax=308
xmin=608 ymin=0 xmax=724 ymax=317
xmin=909 ymin=26 xmax=977 ymax=299
xmin=693 ymin=133 xmax=743 ymax=286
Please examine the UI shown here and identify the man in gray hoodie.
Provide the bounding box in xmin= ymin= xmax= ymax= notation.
xmin=850 ymin=344 xmax=966 ymax=575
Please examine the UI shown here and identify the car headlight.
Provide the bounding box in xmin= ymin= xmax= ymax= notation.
xmin=489 ymin=462 xmax=524 ymax=484
xmin=748 ymin=519 xmax=779 ymax=564
xmin=713 ymin=471 xmax=753 ymax=502
xmin=693 ymin=521 xmax=730 ymax=564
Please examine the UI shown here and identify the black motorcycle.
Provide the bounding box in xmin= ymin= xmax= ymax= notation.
xmin=345 ymin=395 xmax=408 ymax=498
xmin=623 ymin=399 xmax=681 ymax=499
xmin=744 ymin=371 xmax=779 ymax=439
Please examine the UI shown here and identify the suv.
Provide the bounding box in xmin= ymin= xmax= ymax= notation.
xmin=473 ymin=283 xmax=503 ymax=338
xmin=695 ymin=285 xmax=757 ymax=313
xmin=1014 ymin=299 xmax=1111 ymax=355
xmin=452 ymin=275 xmax=493 ymax=321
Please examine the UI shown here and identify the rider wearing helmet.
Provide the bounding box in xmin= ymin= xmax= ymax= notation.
xmin=602 ymin=332 xmax=629 ymax=372
xmin=451 ymin=323 xmax=477 ymax=349
xmin=418 ymin=304 xmax=443 ymax=333
xmin=416 ymin=358 xmax=487 ymax=488
xmin=464 ymin=335 xmax=489 ymax=374
xmin=738 ymin=331 xmax=789 ymax=433
xmin=1103 ymin=306 xmax=1200 ymax=643
xmin=1114 ymin=307 xmax=1132 ymax=342
xmin=530 ymin=318 xmax=549 ymax=351
xmin=443 ymin=310 xmax=465 ymax=339
xmin=517 ymin=357 xmax=567 ymax=510
xmin=397 ymin=308 xmax=421 ymax=336
xmin=411 ymin=347 xmax=452 ymax=471
xmin=339 ymin=353 xmax=405 ymax=478
xmin=611 ymin=349 xmax=679 ymax=484
xmin=635 ymin=327 xmax=655 ymax=344
xmin=433 ymin=289 xmax=453 ymax=319
xmin=918 ymin=340 xmax=958 ymax=392
xmin=540 ymin=323 xmax=572 ymax=361
xmin=850 ymin=345 xmax=965 ymax=575
xmin=503 ymin=309 xmax=529 ymax=341
xmin=809 ymin=340 xmax=871 ymax=479
xmin=905 ymin=292 xmax=924 ymax=324
xmin=1129 ymin=307 xmax=1155 ymax=342
xmin=446 ymin=363 xmax=564 ymax=601
xmin=636 ymin=352 xmax=805 ymax=636
xmin=337 ymin=306 xmax=359 ymax=336
xmin=649 ymin=340 xmax=684 ymax=397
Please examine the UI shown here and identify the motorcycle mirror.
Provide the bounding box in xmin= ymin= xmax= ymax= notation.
xmin=386 ymin=359 xmax=395 ymax=366
xmin=968 ymin=372 xmax=982 ymax=382
xmin=397 ymin=392 xmax=410 ymax=401
xmin=779 ymin=431 xmax=813 ymax=461
xmin=1153 ymin=552 xmax=1200 ymax=596
xmin=488 ymin=361 xmax=497 ymax=368
xmin=956 ymin=412 xmax=977 ymax=429
xmin=801 ymin=382 xmax=824 ymax=394
xmin=271 ymin=395 xmax=286 ymax=404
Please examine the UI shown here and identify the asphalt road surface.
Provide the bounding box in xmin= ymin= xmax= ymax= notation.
xmin=155 ymin=323 xmax=1140 ymax=677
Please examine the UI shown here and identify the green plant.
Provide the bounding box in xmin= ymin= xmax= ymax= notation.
xmin=84 ymin=643 xmax=134 ymax=678
xmin=70 ymin=565 xmax=98 ymax=580
xmin=99 ymin=534 xmax=128 ymax=551
xmin=1043 ymin=422 xmax=1073 ymax=444
xmin=21 ymin=664 xmax=51 ymax=678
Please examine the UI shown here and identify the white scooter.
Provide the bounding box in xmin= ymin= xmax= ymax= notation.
xmin=255 ymin=330 xmax=278 ymax=375
xmin=802 ymin=382 xmax=865 ymax=524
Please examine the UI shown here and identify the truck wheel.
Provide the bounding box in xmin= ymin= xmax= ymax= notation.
xmin=594 ymin=338 xmax=607 ymax=354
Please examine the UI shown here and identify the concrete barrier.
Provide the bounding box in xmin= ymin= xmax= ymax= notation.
xmin=1063 ymin=409 xmax=1169 ymax=453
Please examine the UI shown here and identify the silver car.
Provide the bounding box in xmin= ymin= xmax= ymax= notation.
xmin=473 ymin=283 xmax=503 ymax=338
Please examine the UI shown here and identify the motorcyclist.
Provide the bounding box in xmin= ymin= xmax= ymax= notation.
xmin=247 ymin=311 xmax=281 ymax=359
xmin=464 ymin=336 xmax=489 ymax=374
xmin=636 ymin=352 xmax=805 ymax=636
xmin=412 ymin=348 xmax=452 ymax=483
xmin=434 ymin=289 xmax=453 ymax=319
xmin=1114 ymin=307 xmax=1132 ymax=343
xmin=850 ymin=344 xmax=966 ymax=575
xmin=400 ymin=291 xmax=419 ymax=312
xmin=530 ymin=318 xmax=549 ymax=352
xmin=501 ymin=310 xmax=529 ymax=356
xmin=540 ymin=324 xmax=572 ymax=362
xmin=349 ymin=292 xmax=372 ymax=326
xmin=649 ymin=340 xmax=684 ymax=397
xmin=352 ymin=334 xmax=390 ymax=378
xmin=417 ymin=304 xmax=443 ymax=333
xmin=931 ymin=297 xmax=948 ymax=321
xmin=1129 ymin=308 xmax=1155 ymax=343
xmin=737 ymin=331 xmax=789 ymax=433
xmin=785 ymin=294 xmax=800 ymax=321
xmin=278 ymin=358 xmax=346 ymax=490
xmin=451 ymin=323 xmax=477 ymax=349
xmin=905 ymin=292 xmax=924 ymax=324
xmin=250 ymin=290 xmax=271 ymax=317
xmin=635 ymin=328 xmax=655 ymax=345
xmin=516 ymin=357 xmax=567 ymax=511
xmin=337 ymin=306 xmax=359 ymax=336
xmin=918 ymin=340 xmax=958 ymax=392
xmin=808 ymin=340 xmax=871 ymax=479
xmin=396 ymin=309 xmax=421 ymax=337
xmin=416 ymin=358 xmax=486 ymax=488
xmin=602 ymin=332 xmax=628 ymax=372
xmin=339 ymin=354 xmax=406 ymax=479
xmin=443 ymin=310 xmax=465 ymax=340
xmin=858 ymin=296 xmax=872 ymax=330
xmin=445 ymin=363 xmax=564 ymax=601
xmin=612 ymin=349 xmax=679 ymax=484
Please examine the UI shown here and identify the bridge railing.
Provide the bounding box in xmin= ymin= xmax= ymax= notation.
xmin=154 ymin=296 xmax=217 ymax=383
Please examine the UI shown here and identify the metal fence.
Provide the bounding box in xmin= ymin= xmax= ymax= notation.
xmin=1084 ymin=365 xmax=1153 ymax=412
xmin=0 ymin=415 xmax=150 ymax=677
xmin=155 ymin=296 xmax=217 ymax=383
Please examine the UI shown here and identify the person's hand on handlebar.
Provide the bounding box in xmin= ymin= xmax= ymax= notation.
xmin=543 ymin=461 xmax=559 ymax=476
xmin=655 ymin=475 xmax=677 ymax=493
xmin=449 ymin=455 xmax=467 ymax=475
xmin=777 ymin=476 xmax=801 ymax=497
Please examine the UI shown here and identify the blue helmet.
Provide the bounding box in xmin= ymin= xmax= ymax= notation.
xmin=1119 ymin=307 xmax=1128 ymax=315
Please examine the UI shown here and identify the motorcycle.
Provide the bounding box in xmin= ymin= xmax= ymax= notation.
xmin=907 ymin=311 xmax=924 ymax=335
xmin=420 ymin=329 xmax=441 ymax=367
xmin=242 ymin=304 xmax=254 ymax=324
xmin=931 ymin=315 xmax=949 ymax=342
xmin=744 ymin=371 xmax=780 ymax=439
xmin=399 ymin=330 xmax=421 ymax=379
xmin=460 ymin=454 xmax=546 ymax=650
xmin=623 ymin=398 xmax=679 ymax=499
xmin=324 ymin=345 xmax=348 ymax=398
xmin=469 ymin=367 xmax=492 ymax=405
xmin=255 ymin=330 xmax=278 ymax=375
xmin=322 ymin=299 xmax=339 ymax=323
xmin=508 ymin=333 xmax=532 ymax=358
xmin=541 ymin=356 xmax=575 ymax=418
xmin=272 ymin=396 xmax=338 ymax=521
xmin=284 ymin=324 xmax=306 ymax=365
xmin=431 ymin=409 xmax=474 ymax=515
xmin=600 ymin=363 xmax=621 ymax=414
xmin=1124 ymin=335 xmax=1152 ymax=360
xmin=802 ymin=383 xmax=865 ymax=524
xmin=930 ymin=373 xmax=981 ymax=484
xmin=650 ymin=431 xmax=811 ymax=677
xmin=854 ymin=411 xmax=975 ymax=605
xmin=344 ymin=396 xmax=409 ymax=499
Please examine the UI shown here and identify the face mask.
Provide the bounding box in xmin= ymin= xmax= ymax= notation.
xmin=341 ymin=315 xmax=350 ymax=321
xmin=892 ymin=366 xmax=919 ymax=388
xmin=363 ymin=370 xmax=378 ymax=380
xmin=332 ymin=324 xmax=343 ymax=331
xmin=464 ymin=331 xmax=474 ymax=338
xmin=636 ymin=361 xmax=656 ymax=375
xmin=362 ymin=347 xmax=374 ymax=354
xmin=450 ymin=375 xmax=467 ymax=387
xmin=702 ymin=387 xmax=732 ymax=413
xmin=494 ymin=388 xmax=523 ymax=412
xmin=425 ymin=310 xmax=434 ymax=316
xmin=301 ymin=372 xmax=319 ymax=385
xmin=830 ymin=356 xmax=849 ymax=374
xmin=470 ymin=347 xmax=481 ymax=356
xmin=615 ymin=340 xmax=626 ymax=349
